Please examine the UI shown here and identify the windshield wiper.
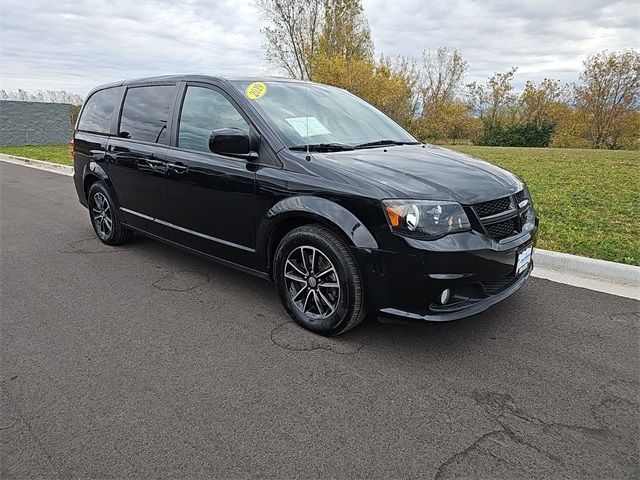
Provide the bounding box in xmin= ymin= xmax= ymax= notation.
xmin=354 ymin=139 xmax=420 ymax=149
xmin=290 ymin=143 xmax=355 ymax=152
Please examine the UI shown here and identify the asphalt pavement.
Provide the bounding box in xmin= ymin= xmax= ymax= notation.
xmin=1 ymin=161 xmax=638 ymax=479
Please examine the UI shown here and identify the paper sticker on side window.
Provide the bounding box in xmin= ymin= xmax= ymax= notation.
xmin=285 ymin=117 xmax=332 ymax=138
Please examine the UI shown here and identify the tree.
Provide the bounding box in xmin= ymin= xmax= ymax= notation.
xmin=260 ymin=0 xmax=418 ymax=131
xmin=466 ymin=67 xmax=518 ymax=144
xmin=0 ymin=89 xmax=83 ymax=105
xmin=549 ymin=105 xmax=590 ymax=148
xmin=311 ymin=54 xmax=419 ymax=129
xmin=316 ymin=0 xmax=373 ymax=62
xmin=412 ymin=100 xmax=476 ymax=144
xmin=414 ymin=47 xmax=471 ymax=143
xmin=467 ymin=67 xmax=517 ymax=127
xmin=518 ymin=78 xmax=568 ymax=126
xmin=258 ymin=0 xmax=322 ymax=80
xmin=574 ymin=49 xmax=640 ymax=149
xmin=419 ymin=47 xmax=468 ymax=115
xmin=258 ymin=0 xmax=372 ymax=80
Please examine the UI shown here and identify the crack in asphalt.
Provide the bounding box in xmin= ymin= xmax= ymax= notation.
xmin=434 ymin=428 xmax=506 ymax=479
xmin=434 ymin=385 xmax=639 ymax=479
xmin=58 ymin=237 xmax=128 ymax=255
xmin=152 ymin=270 xmax=210 ymax=292
xmin=609 ymin=311 xmax=640 ymax=325
xmin=269 ymin=321 xmax=364 ymax=354
xmin=0 ymin=383 xmax=68 ymax=480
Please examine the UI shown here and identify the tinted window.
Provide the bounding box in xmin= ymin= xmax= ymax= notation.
xmin=78 ymin=88 xmax=118 ymax=134
xmin=119 ymin=85 xmax=174 ymax=143
xmin=178 ymin=86 xmax=248 ymax=152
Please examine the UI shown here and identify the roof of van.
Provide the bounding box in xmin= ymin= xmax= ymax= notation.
xmin=91 ymin=75 xmax=311 ymax=92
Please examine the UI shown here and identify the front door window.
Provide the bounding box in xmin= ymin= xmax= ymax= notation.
xmin=178 ymin=86 xmax=249 ymax=153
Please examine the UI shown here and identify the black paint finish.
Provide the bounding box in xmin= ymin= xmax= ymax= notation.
xmin=73 ymin=75 xmax=539 ymax=322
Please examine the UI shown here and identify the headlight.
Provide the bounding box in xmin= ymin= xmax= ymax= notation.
xmin=382 ymin=199 xmax=471 ymax=239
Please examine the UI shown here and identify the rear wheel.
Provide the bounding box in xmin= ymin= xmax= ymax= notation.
xmin=88 ymin=182 xmax=133 ymax=245
xmin=274 ymin=225 xmax=366 ymax=336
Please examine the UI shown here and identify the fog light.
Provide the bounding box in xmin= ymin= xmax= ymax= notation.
xmin=440 ymin=289 xmax=451 ymax=305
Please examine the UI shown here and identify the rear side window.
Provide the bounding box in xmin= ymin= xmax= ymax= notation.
xmin=118 ymin=85 xmax=174 ymax=144
xmin=178 ymin=86 xmax=249 ymax=152
xmin=78 ymin=88 xmax=119 ymax=134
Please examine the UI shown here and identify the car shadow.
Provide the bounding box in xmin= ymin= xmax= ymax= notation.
xmin=126 ymin=233 xmax=534 ymax=355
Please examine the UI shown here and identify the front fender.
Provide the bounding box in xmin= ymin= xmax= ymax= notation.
xmin=267 ymin=196 xmax=377 ymax=248
xmin=257 ymin=195 xmax=378 ymax=272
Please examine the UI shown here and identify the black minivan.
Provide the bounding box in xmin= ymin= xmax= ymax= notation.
xmin=73 ymin=75 xmax=538 ymax=335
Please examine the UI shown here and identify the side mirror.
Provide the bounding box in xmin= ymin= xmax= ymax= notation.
xmin=208 ymin=128 xmax=255 ymax=159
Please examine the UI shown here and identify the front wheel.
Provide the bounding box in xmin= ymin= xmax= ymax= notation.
xmin=88 ymin=182 xmax=133 ymax=246
xmin=274 ymin=225 xmax=366 ymax=336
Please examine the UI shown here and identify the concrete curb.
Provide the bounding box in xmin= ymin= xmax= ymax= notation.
xmin=0 ymin=153 xmax=74 ymax=176
xmin=532 ymin=249 xmax=639 ymax=300
xmin=533 ymin=249 xmax=639 ymax=285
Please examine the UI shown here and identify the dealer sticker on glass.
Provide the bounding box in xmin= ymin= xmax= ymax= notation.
xmin=516 ymin=246 xmax=533 ymax=275
xmin=285 ymin=116 xmax=332 ymax=138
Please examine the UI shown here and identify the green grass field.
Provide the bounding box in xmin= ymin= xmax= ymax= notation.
xmin=2 ymin=144 xmax=638 ymax=265
xmin=0 ymin=144 xmax=71 ymax=166
xmin=447 ymin=146 xmax=639 ymax=265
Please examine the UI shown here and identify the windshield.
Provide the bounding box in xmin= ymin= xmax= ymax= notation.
xmin=231 ymin=81 xmax=417 ymax=149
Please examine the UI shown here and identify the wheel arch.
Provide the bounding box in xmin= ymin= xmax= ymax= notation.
xmin=83 ymin=162 xmax=123 ymax=218
xmin=82 ymin=162 xmax=124 ymax=221
xmin=257 ymin=196 xmax=378 ymax=276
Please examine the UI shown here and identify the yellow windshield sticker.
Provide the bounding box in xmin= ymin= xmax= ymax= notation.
xmin=245 ymin=82 xmax=267 ymax=100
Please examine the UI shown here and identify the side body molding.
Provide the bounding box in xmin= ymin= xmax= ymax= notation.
xmin=258 ymin=196 xmax=378 ymax=270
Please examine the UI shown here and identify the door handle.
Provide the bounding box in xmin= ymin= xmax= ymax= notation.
xmin=167 ymin=162 xmax=188 ymax=173
xmin=146 ymin=158 xmax=165 ymax=166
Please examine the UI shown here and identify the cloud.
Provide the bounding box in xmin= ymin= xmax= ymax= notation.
xmin=363 ymin=0 xmax=640 ymax=88
xmin=1 ymin=0 xmax=637 ymax=97
xmin=0 ymin=0 xmax=268 ymax=95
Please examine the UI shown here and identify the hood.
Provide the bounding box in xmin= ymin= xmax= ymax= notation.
xmin=311 ymin=144 xmax=524 ymax=204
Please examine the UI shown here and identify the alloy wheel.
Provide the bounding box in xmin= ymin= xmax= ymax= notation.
xmin=284 ymin=245 xmax=341 ymax=319
xmin=91 ymin=192 xmax=113 ymax=240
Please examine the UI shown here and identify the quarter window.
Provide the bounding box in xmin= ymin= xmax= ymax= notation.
xmin=178 ymin=86 xmax=248 ymax=153
xmin=119 ymin=85 xmax=174 ymax=144
xmin=77 ymin=88 xmax=119 ymax=134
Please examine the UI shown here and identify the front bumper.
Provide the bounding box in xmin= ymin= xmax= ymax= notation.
xmin=378 ymin=263 xmax=532 ymax=322
xmin=354 ymin=227 xmax=537 ymax=323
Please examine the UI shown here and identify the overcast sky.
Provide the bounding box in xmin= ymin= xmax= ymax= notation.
xmin=1 ymin=0 xmax=638 ymax=96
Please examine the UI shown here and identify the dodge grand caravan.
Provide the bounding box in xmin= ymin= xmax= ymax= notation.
xmin=73 ymin=75 xmax=538 ymax=335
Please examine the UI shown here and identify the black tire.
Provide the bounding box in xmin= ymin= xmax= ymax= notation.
xmin=87 ymin=182 xmax=133 ymax=246
xmin=274 ymin=224 xmax=366 ymax=336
